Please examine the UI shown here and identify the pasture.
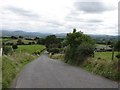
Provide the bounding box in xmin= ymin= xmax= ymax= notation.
xmin=16 ymin=45 xmax=46 ymax=54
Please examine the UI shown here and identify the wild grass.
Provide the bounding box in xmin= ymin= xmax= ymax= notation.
xmin=49 ymin=54 xmax=64 ymax=60
xmin=2 ymin=45 xmax=46 ymax=89
xmin=0 ymin=56 xmax=2 ymax=89
xmin=50 ymin=51 xmax=120 ymax=81
xmin=82 ymin=57 xmax=120 ymax=81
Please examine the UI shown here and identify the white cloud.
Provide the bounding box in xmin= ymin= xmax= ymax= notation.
xmin=0 ymin=0 xmax=119 ymax=35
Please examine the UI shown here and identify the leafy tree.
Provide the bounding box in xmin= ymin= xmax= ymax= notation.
xmin=17 ymin=39 xmax=24 ymax=45
xmin=64 ymin=29 xmax=95 ymax=65
xmin=44 ymin=35 xmax=57 ymax=47
xmin=19 ymin=36 xmax=23 ymax=38
xmin=11 ymin=36 xmax=17 ymax=39
xmin=37 ymin=38 xmax=45 ymax=45
xmin=34 ymin=37 xmax=40 ymax=40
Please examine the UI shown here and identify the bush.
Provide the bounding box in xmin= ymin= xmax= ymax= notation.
xmin=64 ymin=29 xmax=95 ymax=65
xmin=12 ymin=44 xmax=18 ymax=49
xmin=47 ymin=48 xmax=60 ymax=54
xmin=116 ymin=53 xmax=120 ymax=59
xmin=17 ymin=39 xmax=24 ymax=45
xmin=3 ymin=46 xmax=13 ymax=55
xmin=5 ymin=42 xmax=13 ymax=45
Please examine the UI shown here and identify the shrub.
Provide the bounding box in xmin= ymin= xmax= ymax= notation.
xmin=116 ymin=53 xmax=120 ymax=59
xmin=12 ymin=44 xmax=18 ymax=49
xmin=5 ymin=42 xmax=13 ymax=45
xmin=47 ymin=48 xmax=60 ymax=54
xmin=64 ymin=29 xmax=95 ymax=65
xmin=3 ymin=46 xmax=13 ymax=55
xmin=17 ymin=39 xmax=24 ymax=45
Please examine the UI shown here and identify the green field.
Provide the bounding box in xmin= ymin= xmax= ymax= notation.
xmin=5 ymin=39 xmax=36 ymax=44
xmin=17 ymin=45 xmax=46 ymax=53
xmin=94 ymin=52 xmax=118 ymax=61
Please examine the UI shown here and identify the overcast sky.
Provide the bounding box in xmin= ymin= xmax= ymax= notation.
xmin=0 ymin=0 xmax=119 ymax=35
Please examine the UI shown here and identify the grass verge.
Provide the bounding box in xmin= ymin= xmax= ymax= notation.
xmin=50 ymin=52 xmax=120 ymax=81
xmin=2 ymin=45 xmax=46 ymax=89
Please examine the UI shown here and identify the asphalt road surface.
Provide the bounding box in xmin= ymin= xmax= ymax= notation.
xmin=13 ymin=52 xmax=118 ymax=88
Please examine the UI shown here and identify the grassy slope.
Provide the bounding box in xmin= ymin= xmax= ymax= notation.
xmin=2 ymin=45 xmax=46 ymax=89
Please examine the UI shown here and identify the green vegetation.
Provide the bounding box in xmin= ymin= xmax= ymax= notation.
xmin=94 ymin=52 xmax=118 ymax=61
xmin=50 ymin=51 xmax=120 ymax=81
xmin=48 ymin=29 xmax=120 ymax=81
xmin=16 ymin=45 xmax=46 ymax=54
xmin=82 ymin=57 xmax=119 ymax=81
xmin=5 ymin=39 xmax=36 ymax=45
xmin=0 ymin=56 xmax=2 ymax=89
xmin=49 ymin=54 xmax=64 ymax=60
xmin=64 ymin=29 xmax=95 ymax=65
xmin=2 ymin=45 xmax=46 ymax=89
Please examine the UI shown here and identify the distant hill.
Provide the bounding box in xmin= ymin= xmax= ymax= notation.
xmin=1 ymin=30 xmax=51 ymax=38
xmin=1 ymin=30 xmax=118 ymax=41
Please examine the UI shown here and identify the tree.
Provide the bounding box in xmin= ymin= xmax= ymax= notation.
xmin=37 ymin=38 xmax=45 ymax=45
xmin=11 ymin=36 xmax=17 ymax=39
xmin=44 ymin=35 xmax=60 ymax=48
xmin=19 ymin=36 xmax=23 ymax=39
xmin=64 ymin=29 xmax=95 ymax=65
xmin=17 ymin=39 xmax=24 ymax=45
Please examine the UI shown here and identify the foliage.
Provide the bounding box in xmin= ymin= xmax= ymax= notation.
xmin=2 ymin=45 xmax=46 ymax=89
xmin=116 ymin=53 xmax=120 ymax=59
xmin=115 ymin=41 xmax=120 ymax=51
xmin=2 ymin=52 xmax=37 ymax=89
xmin=12 ymin=44 xmax=18 ymax=49
xmin=82 ymin=58 xmax=120 ymax=81
xmin=3 ymin=46 xmax=13 ymax=55
xmin=17 ymin=39 xmax=24 ymax=45
xmin=47 ymin=48 xmax=60 ymax=54
xmin=37 ymin=38 xmax=45 ymax=45
xmin=49 ymin=54 xmax=64 ymax=60
xmin=11 ymin=36 xmax=17 ymax=39
xmin=28 ymin=42 xmax=35 ymax=45
xmin=19 ymin=36 xmax=23 ymax=38
xmin=44 ymin=35 xmax=64 ymax=54
xmin=64 ymin=29 xmax=95 ymax=65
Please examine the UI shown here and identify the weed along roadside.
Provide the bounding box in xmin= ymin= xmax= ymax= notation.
xmin=48 ymin=29 xmax=120 ymax=82
xmin=2 ymin=45 xmax=46 ymax=89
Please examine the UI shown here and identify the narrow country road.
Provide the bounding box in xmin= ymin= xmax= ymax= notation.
xmin=13 ymin=52 xmax=118 ymax=88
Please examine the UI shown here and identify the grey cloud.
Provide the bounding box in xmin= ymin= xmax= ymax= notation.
xmin=74 ymin=2 xmax=115 ymax=13
xmin=47 ymin=20 xmax=64 ymax=27
xmin=87 ymin=19 xmax=103 ymax=23
xmin=6 ymin=6 xmax=39 ymax=18
xmin=66 ymin=16 xmax=103 ymax=23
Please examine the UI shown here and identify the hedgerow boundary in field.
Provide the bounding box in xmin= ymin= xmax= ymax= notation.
xmin=2 ymin=45 xmax=46 ymax=89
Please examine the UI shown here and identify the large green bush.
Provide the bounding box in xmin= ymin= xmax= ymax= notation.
xmin=64 ymin=29 xmax=95 ymax=65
